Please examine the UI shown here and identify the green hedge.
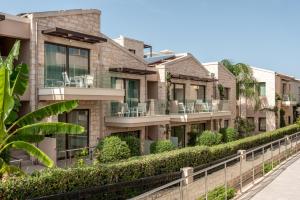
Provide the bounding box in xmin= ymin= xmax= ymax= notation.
xmin=0 ymin=124 xmax=299 ymax=199
xmin=150 ymin=140 xmax=176 ymax=154
xmin=196 ymin=130 xmax=222 ymax=146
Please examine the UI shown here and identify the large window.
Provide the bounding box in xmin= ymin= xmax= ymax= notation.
xmin=44 ymin=43 xmax=89 ymax=87
xmin=171 ymin=83 xmax=185 ymax=103
xmin=171 ymin=125 xmax=186 ymax=148
xmin=224 ymin=87 xmax=230 ymax=100
xmin=111 ymin=77 xmax=140 ymax=107
xmin=259 ymin=117 xmax=266 ymax=131
xmin=190 ymin=85 xmax=206 ymax=101
xmin=258 ymin=82 xmax=266 ymax=97
xmin=57 ymin=110 xmax=89 ymax=159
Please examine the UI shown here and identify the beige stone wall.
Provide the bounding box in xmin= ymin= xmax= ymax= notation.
xmin=113 ymin=36 xmax=145 ymax=58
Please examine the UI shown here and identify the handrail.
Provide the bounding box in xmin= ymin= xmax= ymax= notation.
xmin=131 ymin=131 xmax=300 ymax=200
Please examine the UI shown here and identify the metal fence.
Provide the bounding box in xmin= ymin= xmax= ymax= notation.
xmin=131 ymin=132 xmax=300 ymax=200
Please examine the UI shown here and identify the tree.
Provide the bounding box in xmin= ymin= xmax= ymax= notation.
xmin=221 ymin=59 xmax=261 ymax=118
xmin=0 ymin=41 xmax=84 ymax=177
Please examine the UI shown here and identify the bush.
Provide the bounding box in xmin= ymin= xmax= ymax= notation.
xmin=96 ymin=136 xmax=131 ymax=163
xmin=196 ymin=130 xmax=222 ymax=146
xmin=118 ymin=135 xmax=141 ymax=156
xmin=187 ymin=131 xmax=198 ymax=146
xmin=235 ymin=117 xmax=255 ymax=135
xmin=0 ymin=124 xmax=299 ymax=199
xmin=220 ymin=127 xmax=238 ymax=142
xmin=198 ymin=186 xmax=235 ymax=200
xmin=150 ymin=140 xmax=176 ymax=154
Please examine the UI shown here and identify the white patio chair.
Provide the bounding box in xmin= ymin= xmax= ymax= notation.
xmin=62 ymin=72 xmax=76 ymax=87
xmin=117 ymin=103 xmax=130 ymax=117
xmin=186 ymin=102 xmax=195 ymax=113
xmin=85 ymin=75 xmax=94 ymax=88
xmin=178 ymin=103 xmax=186 ymax=114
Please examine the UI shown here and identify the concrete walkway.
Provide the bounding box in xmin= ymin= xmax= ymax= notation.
xmin=238 ymin=153 xmax=300 ymax=200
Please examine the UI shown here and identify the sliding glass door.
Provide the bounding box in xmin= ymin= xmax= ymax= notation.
xmin=190 ymin=85 xmax=206 ymax=101
xmin=171 ymin=125 xmax=186 ymax=148
xmin=171 ymin=83 xmax=185 ymax=103
xmin=44 ymin=43 xmax=89 ymax=87
xmin=57 ymin=110 xmax=89 ymax=159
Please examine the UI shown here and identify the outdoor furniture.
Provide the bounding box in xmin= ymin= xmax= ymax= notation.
xmin=186 ymin=102 xmax=195 ymax=113
xmin=117 ymin=103 xmax=130 ymax=117
xmin=178 ymin=103 xmax=186 ymax=114
xmin=62 ymin=72 xmax=76 ymax=87
xmin=195 ymin=100 xmax=203 ymax=112
xmin=84 ymin=75 xmax=94 ymax=88
xmin=137 ymin=103 xmax=147 ymax=116
xmin=74 ymin=76 xmax=84 ymax=87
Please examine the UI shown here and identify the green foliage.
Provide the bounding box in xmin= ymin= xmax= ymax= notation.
xmin=118 ymin=135 xmax=141 ymax=156
xmin=198 ymin=186 xmax=235 ymax=200
xmin=0 ymin=41 xmax=84 ymax=177
xmin=196 ymin=131 xmax=222 ymax=146
xmin=150 ymin=140 xmax=176 ymax=154
xmin=187 ymin=131 xmax=199 ymax=146
xmin=280 ymin=109 xmax=286 ymax=128
xmin=96 ymin=136 xmax=131 ymax=163
xmin=0 ymin=124 xmax=299 ymax=199
xmin=220 ymin=127 xmax=238 ymax=142
xmin=235 ymin=117 xmax=255 ymax=135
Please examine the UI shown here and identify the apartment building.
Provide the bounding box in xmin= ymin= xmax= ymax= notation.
xmin=0 ymin=9 xmax=236 ymax=164
xmin=240 ymin=67 xmax=300 ymax=133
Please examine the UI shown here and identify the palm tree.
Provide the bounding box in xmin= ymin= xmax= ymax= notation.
xmin=0 ymin=41 xmax=84 ymax=176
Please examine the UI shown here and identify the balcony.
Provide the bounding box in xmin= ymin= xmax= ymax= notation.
xmin=38 ymin=71 xmax=124 ymax=101
xmin=282 ymin=94 xmax=297 ymax=107
xmin=105 ymin=99 xmax=170 ymax=127
xmin=169 ymin=99 xmax=231 ymax=123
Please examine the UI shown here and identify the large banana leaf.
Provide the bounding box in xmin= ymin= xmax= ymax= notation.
xmin=0 ymin=66 xmax=14 ymax=132
xmin=13 ymin=122 xmax=84 ymax=136
xmin=10 ymin=134 xmax=45 ymax=143
xmin=11 ymin=100 xmax=79 ymax=128
xmin=3 ymin=41 xmax=20 ymax=71
xmin=3 ymin=141 xmax=53 ymax=167
xmin=10 ymin=63 xmax=29 ymax=96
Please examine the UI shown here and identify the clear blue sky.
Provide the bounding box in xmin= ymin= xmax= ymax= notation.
xmin=2 ymin=0 xmax=300 ymax=77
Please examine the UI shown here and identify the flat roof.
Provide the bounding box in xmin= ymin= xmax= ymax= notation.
xmin=109 ymin=67 xmax=156 ymax=75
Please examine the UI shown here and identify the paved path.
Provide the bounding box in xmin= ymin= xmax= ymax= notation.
xmin=237 ymin=153 xmax=300 ymax=200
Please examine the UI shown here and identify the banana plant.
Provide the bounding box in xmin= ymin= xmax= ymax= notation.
xmin=0 ymin=41 xmax=84 ymax=176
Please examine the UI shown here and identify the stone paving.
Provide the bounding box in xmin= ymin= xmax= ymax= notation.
xmin=237 ymin=152 xmax=300 ymax=200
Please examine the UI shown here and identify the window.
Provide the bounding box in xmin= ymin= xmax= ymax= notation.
xmin=171 ymin=83 xmax=185 ymax=103
xmin=282 ymin=83 xmax=287 ymax=95
xmin=258 ymin=82 xmax=266 ymax=96
xmin=57 ymin=110 xmax=89 ymax=159
xmin=191 ymin=123 xmax=206 ymax=133
xmin=171 ymin=125 xmax=186 ymax=148
xmin=288 ymin=116 xmax=291 ymax=124
xmin=224 ymin=120 xmax=229 ymax=128
xmin=128 ymin=49 xmax=136 ymax=54
xmin=224 ymin=87 xmax=230 ymax=100
xmin=111 ymin=77 xmax=140 ymax=107
xmin=190 ymin=85 xmax=206 ymax=101
xmin=259 ymin=118 xmax=266 ymax=131
xmin=44 ymin=43 xmax=89 ymax=87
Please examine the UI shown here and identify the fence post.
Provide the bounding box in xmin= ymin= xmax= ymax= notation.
xmin=285 ymin=136 xmax=289 ymax=160
xmin=252 ymin=151 xmax=254 ymax=185
xmin=224 ymin=163 xmax=227 ymax=200
xmin=262 ymin=147 xmax=265 ymax=176
xmin=238 ymin=150 xmax=246 ymax=193
xmin=271 ymin=143 xmax=274 ymax=169
xmin=181 ymin=167 xmax=193 ymax=186
xmin=205 ymin=170 xmax=208 ymax=200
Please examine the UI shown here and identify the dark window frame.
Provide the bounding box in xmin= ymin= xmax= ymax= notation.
xmin=259 ymin=117 xmax=266 ymax=131
xmin=172 ymin=83 xmax=186 ymax=102
xmin=190 ymin=84 xmax=206 ymax=101
xmin=111 ymin=77 xmax=141 ymax=103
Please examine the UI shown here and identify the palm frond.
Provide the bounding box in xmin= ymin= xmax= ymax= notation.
xmin=10 ymin=100 xmax=78 ymax=129
xmin=13 ymin=122 xmax=84 ymax=136
xmin=3 ymin=141 xmax=54 ymax=167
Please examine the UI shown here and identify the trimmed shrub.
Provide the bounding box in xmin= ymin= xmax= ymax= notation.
xmin=220 ymin=127 xmax=238 ymax=142
xmin=196 ymin=130 xmax=222 ymax=146
xmin=0 ymin=124 xmax=299 ymax=199
xmin=96 ymin=136 xmax=131 ymax=163
xmin=118 ymin=135 xmax=141 ymax=156
xmin=150 ymin=140 xmax=176 ymax=154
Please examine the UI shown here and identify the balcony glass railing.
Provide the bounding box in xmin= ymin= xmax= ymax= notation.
xmin=107 ymin=99 xmax=167 ymax=117
xmin=282 ymin=94 xmax=296 ymax=102
xmin=44 ymin=69 xmax=112 ymax=89
xmin=169 ymin=99 xmax=230 ymax=114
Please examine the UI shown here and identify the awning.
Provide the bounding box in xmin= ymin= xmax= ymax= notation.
xmin=42 ymin=27 xmax=107 ymax=44
xmin=0 ymin=15 xmax=5 ymax=21
xmin=171 ymin=74 xmax=216 ymax=82
xmin=109 ymin=67 xmax=156 ymax=75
